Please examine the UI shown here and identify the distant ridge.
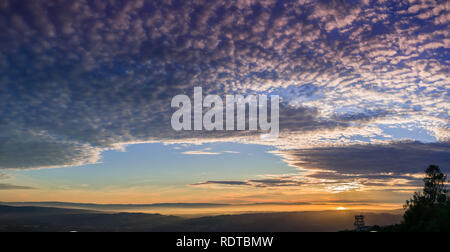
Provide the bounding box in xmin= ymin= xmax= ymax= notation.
xmin=0 ymin=201 xmax=229 ymax=210
xmin=0 ymin=201 xmax=315 ymax=209
xmin=0 ymin=204 xmax=402 ymax=232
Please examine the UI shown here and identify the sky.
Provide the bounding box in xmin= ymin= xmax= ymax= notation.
xmin=0 ymin=0 xmax=449 ymax=213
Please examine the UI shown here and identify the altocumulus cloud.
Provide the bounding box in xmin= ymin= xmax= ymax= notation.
xmin=0 ymin=0 xmax=448 ymax=185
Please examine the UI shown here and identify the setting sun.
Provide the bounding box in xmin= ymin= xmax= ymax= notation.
xmin=337 ymin=207 xmax=347 ymax=211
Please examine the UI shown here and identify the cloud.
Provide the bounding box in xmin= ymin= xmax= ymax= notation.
xmin=182 ymin=149 xmax=240 ymax=155
xmin=0 ymin=183 xmax=35 ymax=190
xmin=194 ymin=141 xmax=448 ymax=192
xmin=0 ymin=0 xmax=448 ymax=170
xmin=278 ymin=141 xmax=450 ymax=175
xmin=244 ymin=201 xmax=312 ymax=206
xmin=267 ymin=141 xmax=450 ymax=191
xmin=182 ymin=150 xmax=221 ymax=155
xmin=191 ymin=181 xmax=251 ymax=186
xmin=0 ymin=172 xmax=12 ymax=180
xmin=0 ymin=128 xmax=102 ymax=170
xmin=248 ymin=178 xmax=305 ymax=187
xmin=223 ymin=151 xmax=240 ymax=154
xmin=191 ymin=176 xmax=307 ymax=188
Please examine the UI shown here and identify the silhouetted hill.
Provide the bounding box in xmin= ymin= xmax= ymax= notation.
xmin=0 ymin=205 xmax=402 ymax=232
xmin=161 ymin=211 xmax=402 ymax=232
xmin=0 ymin=205 xmax=181 ymax=232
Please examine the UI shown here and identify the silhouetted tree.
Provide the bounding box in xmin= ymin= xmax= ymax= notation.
xmin=401 ymin=165 xmax=449 ymax=232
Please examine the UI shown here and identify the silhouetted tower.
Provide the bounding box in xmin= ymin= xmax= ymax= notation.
xmin=354 ymin=215 xmax=365 ymax=231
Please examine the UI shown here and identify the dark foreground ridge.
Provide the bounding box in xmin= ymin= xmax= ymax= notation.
xmin=0 ymin=205 xmax=401 ymax=232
